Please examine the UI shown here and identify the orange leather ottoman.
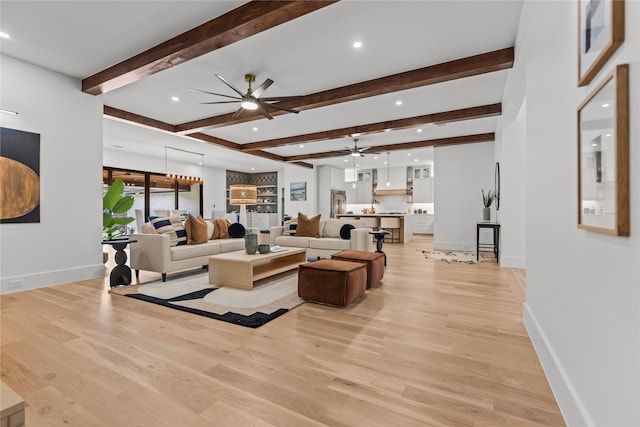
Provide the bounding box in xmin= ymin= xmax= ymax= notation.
xmin=331 ymin=250 xmax=384 ymax=289
xmin=298 ymin=259 xmax=366 ymax=307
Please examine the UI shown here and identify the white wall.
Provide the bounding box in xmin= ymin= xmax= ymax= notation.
xmin=284 ymin=164 xmax=315 ymax=219
xmin=0 ymin=55 xmax=104 ymax=293
xmin=433 ymin=141 xmax=495 ymax=251
xmin=516 ymin=2 xmax=640 ymax=426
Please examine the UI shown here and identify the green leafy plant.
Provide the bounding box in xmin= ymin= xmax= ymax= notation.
xmin=482 ymin=189 xmax=495 ymax=208
xmin=103 ymin=179 xmax=135 ymax=240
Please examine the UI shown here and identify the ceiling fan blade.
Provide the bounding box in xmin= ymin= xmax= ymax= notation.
xmin=231 ymin=107 xmax=247 ymax=119
xmin=261 ymin=102 xmax=300 ymax=114
xmin=252 ymin=78 xmax=273 ymax=99
xmin=199 ymin=101 xmax=240 ymax=104
xmin=188 ymin=88 xmax=240 ymax=100
xmin=359 ymin=147 xmax=372 ymax=152
xmin=215 ymin=74 xmax=245 ymax=97
xmin=255 ymin=103 xmax=274 ymax=120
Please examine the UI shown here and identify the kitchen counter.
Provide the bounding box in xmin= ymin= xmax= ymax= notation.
xmin=336 ymin=213 xmax=412 ymax=243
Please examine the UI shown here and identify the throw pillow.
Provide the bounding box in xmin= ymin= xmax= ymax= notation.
xmin=282 ymin=218 xmax=298 ymax=236
xmin=150 ymin=216 xmax=187 ymax=247
xmin=211 ymin=219 xmax=231 ymax=239
xmin=339 ymin=223 xmax=355 ymax=240
xmin=295 ymin=213 xmax=320 ymax=238
xmin=228 ymin=222 xmax=246 ymax=238
xmin=184 ymin=214 xmax=208 ymax=245
xmin=322 ymin=219 xmax=343 ymax=238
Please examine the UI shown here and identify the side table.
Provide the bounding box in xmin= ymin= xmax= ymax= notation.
xmin=369 ymin=230 xmax=391 ymax=266
xmin=476 ymin=222 xmax=500 ymax=263
xmin=102 ymin=239 xmax=137 ymax=287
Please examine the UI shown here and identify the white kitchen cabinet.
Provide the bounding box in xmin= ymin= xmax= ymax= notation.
xmin=356 ymin=181 xmax=373 ymax=203
xmin=376 ymin=166 xmax=406 ymax=189
xmin=412 ymin=214 xmax=434 ymax=234
xmin=413 ymin=177 xmax=433 ymax=203
xmin=330 ymin=166 xmax=345 ymax=190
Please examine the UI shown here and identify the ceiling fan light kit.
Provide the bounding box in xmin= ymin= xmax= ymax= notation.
xmin=193 ymin=72 xmax=301 ymax=120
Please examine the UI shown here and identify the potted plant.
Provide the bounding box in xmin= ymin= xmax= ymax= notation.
xmin=103 ymin=179 xmax=135 ymax=241
xmin=481 ymin=189 xmax=495 ymax=221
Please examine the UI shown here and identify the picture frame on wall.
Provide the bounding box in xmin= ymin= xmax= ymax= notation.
xmin=290 ymin=182 xmax=306 ymax=201
xmin=577 ymin=64 xmax=629 ymax=236
xmin=578 ymin=0 xmax=625 ymax=86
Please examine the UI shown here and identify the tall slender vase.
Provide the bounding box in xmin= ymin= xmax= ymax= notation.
xmin=244 ymin=234 xmax=258 ymax=254
xmin=482 ymin=207 xmax=491 ymax=222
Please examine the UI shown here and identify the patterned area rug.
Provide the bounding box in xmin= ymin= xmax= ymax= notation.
xmin=419 ymin=249 xmax=483 ymax=264
xmin=109 ymin=271 xmax=303 ymax=328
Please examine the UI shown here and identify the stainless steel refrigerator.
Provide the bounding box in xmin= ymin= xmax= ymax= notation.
xmin=330 ymin=190 xmax=346 ymax=218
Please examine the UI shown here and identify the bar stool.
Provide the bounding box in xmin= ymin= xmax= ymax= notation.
xmin=380 ymin=217 xmax=401 ymax=243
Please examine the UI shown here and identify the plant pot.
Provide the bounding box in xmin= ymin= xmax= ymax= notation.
xmin=244 ymin=234 xmax=258 ymax=254
xmin=482 ymin=207 xmax=491 ymax=221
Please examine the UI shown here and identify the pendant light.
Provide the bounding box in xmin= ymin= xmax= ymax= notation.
xmin=386 ymin=152 xmax=391 ymax=187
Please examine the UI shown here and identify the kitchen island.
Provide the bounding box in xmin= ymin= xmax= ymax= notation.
xmin=336 ymin=213 xmax=413 ymax=243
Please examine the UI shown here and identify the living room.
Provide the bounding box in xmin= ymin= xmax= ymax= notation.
xmin=1 ymin=1 xmax=638 ymax=426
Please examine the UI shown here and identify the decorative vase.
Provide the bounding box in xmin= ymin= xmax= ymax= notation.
xmin=482 ymin=207 xmax=491 ymax=221
xmin=244 ymin=234 xmax=258 ymax=254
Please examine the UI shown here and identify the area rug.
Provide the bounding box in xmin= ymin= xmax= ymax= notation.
xmin=109 ymin=271 xmax=303 ymax=328
xmin=419 ymin=249 xmax=483 ymax=264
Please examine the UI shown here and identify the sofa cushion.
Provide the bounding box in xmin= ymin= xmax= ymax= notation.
xmin=340 ymin=223 xmax=355 ymax=239
xmin=274 ymin=235 xmax=311 ymax=248
xmin=296 ymin=213 xmax=320 ymax=238
xmin=151 ymin=216 xmax=187 ymax=247
xmin=218 ymin=238 xmax=245 ymax=252
xmin=309 ymin=237 xmax=351 ymax=251
xmin=212 ymin=219 xmax=231 ymax=239
xmin=184 ymin=214 xmax=209 ymax=245
xmin=170 ymin=240 xmax=221 ymax=261
xmin=228 ymin=222 xmax=246 ymax=238
xmin=322 ymin=218 xmax=344 ymax=238
xmin=141 ymin=222 xmax=157 ymax=234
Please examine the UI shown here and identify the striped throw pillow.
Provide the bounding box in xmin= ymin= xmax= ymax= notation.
xmin=150 ymin=216 xmax=187 ymax=247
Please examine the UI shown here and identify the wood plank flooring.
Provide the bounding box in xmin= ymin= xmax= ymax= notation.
xmin=0 ymin=235 xmax=565 ymax=426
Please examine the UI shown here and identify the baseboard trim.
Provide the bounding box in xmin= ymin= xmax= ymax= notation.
xmin=523 ymin=303 xmax=592 ymax=426
xmin=500 ymin=255 xmax=526 ymax=269
xmin=0 ymin=264 xmax=105 ymax=294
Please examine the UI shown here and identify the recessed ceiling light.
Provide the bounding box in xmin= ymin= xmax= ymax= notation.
xmin=198 ymin=161 xmax=203 ymax=165
xmin=0 ymin=32 xmax=10 ymax=39
xmin=407 ymin=153 xmax=412 ymax=156
xmin=395 ymin=100 xmax=403 ymax=106
xmin=384 ymin=128 xmax=391 ymax=132
xmin=344 ymin=159 xmax=348 ymax=162
xmin=602 ymin=103 xmax=610 ymax=108
xmin=414 ymin=159 xmax=418 ymax=162
xmin=299 ymin=144 xmax=304 ymax=148
xmin=251 ymin=168 xmax=255 ymax=171
xmin=252 ymin=127 xmax=258 ymax=132
xmin=605 ymin=133 xmax=612 ymax=137
xmin=383 ymin=161 xmax=387 ymax=165
xmin=374 ymin=156 xmax=378 ymax=160
xmin=356 ymin=164 xmax=360 ymax=167
xmin=171 ymin=96 xmax=180 ymax=102
xmin=592 ymin=143 xmax=598 ymax=146
xmin=353 ymin=41 xmax=362 ymax=48
xmin=417 ymin=128 xmax=423 ymax=133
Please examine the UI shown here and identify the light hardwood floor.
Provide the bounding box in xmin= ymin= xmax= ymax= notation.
xmin=0 ymin=235 xmax=565 ymax=426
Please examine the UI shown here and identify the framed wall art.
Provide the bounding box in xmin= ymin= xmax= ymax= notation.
xmin=290 ymin=182 xmax=306 ymax=201
xmin=577 ymin=64 xmax=628 ymax=236
xmin=578 ymin=0 xmax=625 ymax=86
xmin=0 ymin=127 xmax=41 ymax=223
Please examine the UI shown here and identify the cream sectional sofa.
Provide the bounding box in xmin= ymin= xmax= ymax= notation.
xmin=130 ymin=222 xmax=258 ymax=282
xmin=270 ymin=218 xmax=373 ymax=259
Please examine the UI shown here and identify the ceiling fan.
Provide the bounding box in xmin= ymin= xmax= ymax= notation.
xmin=191 ymin=73 xmax=301 ymax=120
xmin=343 ymin=138 xmax=380 ymax=157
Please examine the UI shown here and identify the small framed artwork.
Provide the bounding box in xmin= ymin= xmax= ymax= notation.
xmin=578 ymin=0 xmax=625 ymax=86
xmin=577 ymin=64 xmax=629 ymax=236
xmin=290 ymin=182 xmax=306 ymax=201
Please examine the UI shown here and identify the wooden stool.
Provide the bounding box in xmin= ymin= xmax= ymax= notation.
xmin=298 ymin=259 xmax=366 ymax=307
xmin=380 ymin=217 xmax=401 ymax=243
xmin=331 ymin=250 xmax=385 ymax=289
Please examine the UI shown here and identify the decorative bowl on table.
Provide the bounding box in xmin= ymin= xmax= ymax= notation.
xmin=258 ymin=244 xmax=270 ymax=254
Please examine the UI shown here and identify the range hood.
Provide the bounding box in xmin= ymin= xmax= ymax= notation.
xmin=373 ymin=189 xmax=411 ymax=196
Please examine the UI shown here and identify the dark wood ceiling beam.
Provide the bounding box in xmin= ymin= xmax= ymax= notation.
xmin=176 ymin=47 xmax=513 ymax=133
xmin=240 ymin=103 xmax=501 ymax=151
xmin=83 ymin=1 xmax=338 ymax=95
xmin=284 ymin=133 xmax=495 ymax=161
xmin=103 ymin=106 xmax=176 ymax=132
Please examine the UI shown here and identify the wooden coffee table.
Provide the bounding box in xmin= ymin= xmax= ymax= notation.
xmin=208 ymin=248 xmax=307 ymax=290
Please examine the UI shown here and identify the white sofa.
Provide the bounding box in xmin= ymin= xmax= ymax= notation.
xmin=270 ymin=218 xmax=373 ymax=259
xmin=130 ymin=222 xmax=258 ymax=282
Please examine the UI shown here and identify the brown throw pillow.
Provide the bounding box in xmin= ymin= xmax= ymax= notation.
xmin=184 ymin=214 xmax=209 ymax=245
xmin=296 ymin=213 xmax=320 ymax=238
xmin=212 ymin=219 xmax=231 ymax=240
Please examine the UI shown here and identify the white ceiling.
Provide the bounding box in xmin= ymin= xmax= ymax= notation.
xmin=1 ymin=0 xmax=523 ymax=173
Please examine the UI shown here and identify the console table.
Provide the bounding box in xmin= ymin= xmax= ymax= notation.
xmin=476 ymin=222 xmax=500 ymax=263
xmin=102 ymin=239 xmax=137 ymax=287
